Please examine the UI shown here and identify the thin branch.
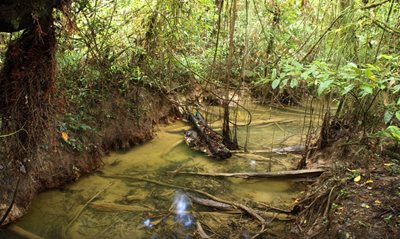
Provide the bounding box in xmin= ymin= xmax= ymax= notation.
xmin=301 ymin=13 xmax=345 ymax=62
xmin=360 ymin=0 xmax=390 ymax=10
xmin=374 ymin=0 xmax=396 ymax=62
xmin=371 ymin=19 xmax=400 ymax=36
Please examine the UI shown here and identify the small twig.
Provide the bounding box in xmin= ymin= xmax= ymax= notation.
xmin=0 ymin=128 xmax=27 ymax=138
xmin=90 ymin=219 xmax=121 ymax=239
xmin=62 ymin=182 xmax=113 ymax=239
xmin=323 ymin=186 xmax=336 ymax=218
xmin=360 ymin=0 xmax=390 ymax=10
xmin=301 ymin=13 xmax=345 ymax=62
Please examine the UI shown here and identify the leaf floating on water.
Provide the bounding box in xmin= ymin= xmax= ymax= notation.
xmin=61 ymin=132 xmax=69 ymax=142
xmin=354 ymin=175 xmax=361 ymax=182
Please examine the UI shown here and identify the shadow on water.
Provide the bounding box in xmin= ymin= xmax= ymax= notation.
xmin=2 ymin=102 xmax=321 ymax=238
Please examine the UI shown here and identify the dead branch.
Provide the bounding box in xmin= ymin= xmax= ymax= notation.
xmin=188 ymin=194 xmax=234 ymax=210
xmin=62 ymin=182 xmax=113 ymax=239
xmin=89 ymin=202 xmax=153 ymax=212
xmin=177 ymin=169 xmax=326 ymax=179
xmin=103 ymin=175 xmax=267 ymax=235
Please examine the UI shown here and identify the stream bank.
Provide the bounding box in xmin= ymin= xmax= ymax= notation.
xmin=290 ymin=137 xmax=400 ymax=239
xmin=0 ymin=85 xmax=179 ymax=226
xmin=2 ymin=101 xmax=316 ymax=238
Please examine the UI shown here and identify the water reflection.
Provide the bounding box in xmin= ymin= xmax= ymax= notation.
xmin=173 ymin=192 xmax=194 ymax=227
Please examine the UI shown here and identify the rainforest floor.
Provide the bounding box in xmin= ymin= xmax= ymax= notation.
xmin=290 ymin=138 xmax=400 ymax=239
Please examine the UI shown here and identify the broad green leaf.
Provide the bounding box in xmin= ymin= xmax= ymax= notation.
xmin=272 ymin=79 xmax=281 ymax=89
xmin=317 ymin=80 xmax=333 ymax=95
xmin=387 ymin=126 xmax=400 ymax=142
xmin=384 ymin=110 xmax=394 ymax=124
xmin=281 ymin=78 xmax=289 ymax=87
xmin=290 ymin=79 xmax=298 ymax=88
xmin=378 ymin=54 xmax=393 ymax=60
xmin=365 ymin=68 xmax=373 ymax=79
xmin=347 ymin=62 xmax=358 ymax=69
xmin=342 ymin=84 xmax=354 ymax=95
xmin=396 ymin=111 xmax=400 ymax=121
xmin=301 ymin=70 xmax=311 ymax=80
xmin=360 ymin=84 xmax=373 ymax=95
xmin=271 ymin=68 xmax=277 ymax=81
xmin=392 ymin=85 xmax=400 ymax=93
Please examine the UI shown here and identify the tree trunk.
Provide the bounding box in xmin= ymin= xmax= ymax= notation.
xmin=222 ymin=0 xmax=239 ymax=150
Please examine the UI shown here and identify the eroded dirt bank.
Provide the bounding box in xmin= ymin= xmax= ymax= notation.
xmin=290 ymin=138 xmax=400 ymax=239
xmin=0 ymin=86 xmax=179 ymax=226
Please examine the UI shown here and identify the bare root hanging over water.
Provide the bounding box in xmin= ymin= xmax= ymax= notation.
xmin=0 ymin=16 xmax=57 ymax=168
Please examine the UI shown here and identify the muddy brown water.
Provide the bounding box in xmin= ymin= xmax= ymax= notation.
xmin=1 ymin=103 xmax=322 ymax=239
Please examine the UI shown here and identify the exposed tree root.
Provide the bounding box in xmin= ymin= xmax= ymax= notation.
xmin=294 ymin=170 xmax=344 ymax=238
xmin=0 ymin=15 xmax=57 ymax=169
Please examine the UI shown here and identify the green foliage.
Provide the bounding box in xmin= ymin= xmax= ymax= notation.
xmin=51 ymin=0 xmax=400 ymax=142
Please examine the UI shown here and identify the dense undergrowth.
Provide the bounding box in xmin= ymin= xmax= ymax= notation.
xmin=0 ymin=0 xmax=399 ymax=237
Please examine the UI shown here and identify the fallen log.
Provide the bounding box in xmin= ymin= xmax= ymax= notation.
xmin=272 ymin=145 xmax=305 ymax=154
xmin=190 ymin=195 xmax=295 ymax=221
xmin=235 ymin=153 xmax=279 ymax=162
xmin=231 ymin=144 xmax=307 ymax=154
xmin=209 ymin=119 xmax=295 ymax=131
xmin=177 ymin=168 xmax=326 ymax=179
xmin=186 ymin=111 xmax=231 ymax=160
xmin=188 ymin=194 xmax=234 ymax=210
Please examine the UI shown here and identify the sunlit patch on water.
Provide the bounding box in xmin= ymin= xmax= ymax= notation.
xmin=250 ymin=160 xmax=257 ymax=170
xmin=173 ymin=191 xmax=194 ymax=227
xmin=143 ymin=218 xmax=153 ymax=228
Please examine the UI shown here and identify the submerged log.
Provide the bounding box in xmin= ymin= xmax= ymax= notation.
xmin=185 ymin=111 xmax=232 ymax=160
xmin=231 ymin=145 xmax=307 ymax=154
xmin=178 ymin=168 xmax=326 ymax=179
xmin=89 ymin=202 xmax=153 ymax=212
xmin=188 ymin=194 xmax=234 ymax=210
xmin=271 ymin=145 xmax=305 ymax=154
